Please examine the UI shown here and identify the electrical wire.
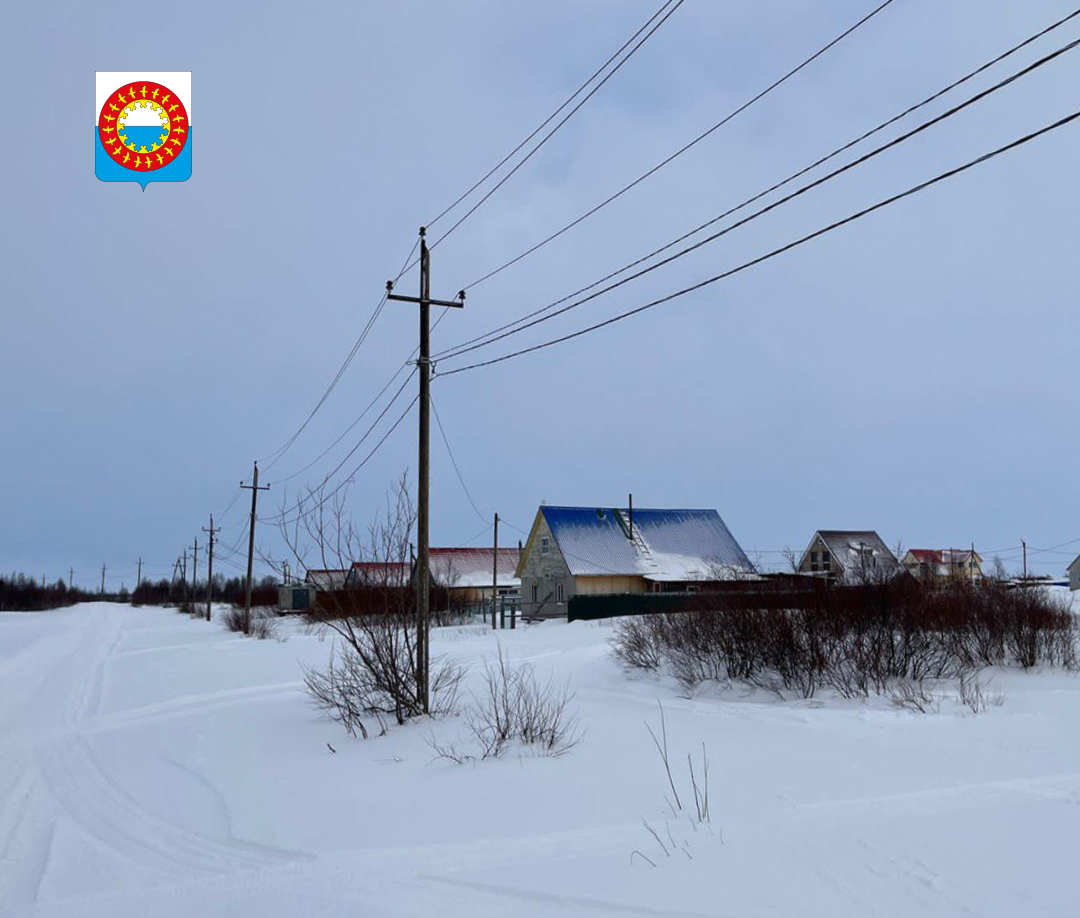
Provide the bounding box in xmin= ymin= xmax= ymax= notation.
xmin=419 ymin=0 xmax=689 ymax=259
xmin=430 ymin=392 xmax=489 ymax=524
xmin=260 ymin=239 xmax=421 ymax=473
xmin=272 ymin=391 xmax=420 ymax=529
xmin=424 ymin=0 xmax=684 ymax=232
xmin=436 ymin=32 xmax=1080 ymax=365
xmin=274 ymin=365 xmax=418 ymax=485
xmin=438 ymin=107 xmax=1080 ymax=376
xmin=435 ymin=7 xmax=1080 ymax=361
xmin=459 ymin=0 xmax=900 ymax=291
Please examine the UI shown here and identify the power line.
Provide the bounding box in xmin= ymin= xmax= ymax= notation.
xmin=424 ymin=0 xmax=685 ymax=232
xmin=459 ymin=0 xmax=900 ymax=291
xmin=435 ymin=8 xmax=1080 ymax=361
xmin=259 ymin=239 xmax=421 ymax=473
xmin=272 ymin=391 xmax=420 ymax=529
xmin=259 ymin=291 xmax=390 ymax=471
xmin=430 ymin=392 xmax=489 ymax=524
xmin=438 ymin=107 xmax=1080 ymax=376
xmin=419 ymin=0 xmax=689 ymax=259
xmin=274 ymin=365 xmax=418 ymax=484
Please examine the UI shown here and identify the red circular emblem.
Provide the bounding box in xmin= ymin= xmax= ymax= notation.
xmin=97 ymin=81 xmax=188 ymax=172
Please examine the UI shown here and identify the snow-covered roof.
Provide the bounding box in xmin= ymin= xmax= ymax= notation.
xmin=347 ymin=561 xmax=410 ymax=587
xmin=428 ymin=548 xmax=521 ymax=589
xmin=537 ymin=506 xmax=754 ymax=581
xmin=810 ymin=531 xmax=900 ymax=574
xmin=303 ymin=569 xmax=349 ymax=590
xmin=905 ymin=549 xmax=979 ymax=565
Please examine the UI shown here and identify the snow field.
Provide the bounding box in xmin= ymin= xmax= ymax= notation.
xmin=0 ymin=602 xmax=1077 ymax=916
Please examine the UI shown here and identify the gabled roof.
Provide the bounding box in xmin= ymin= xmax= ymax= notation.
xmin=905 ymin=549 xmax=980 ymax=565
xmin=428 ymin=548 xmax=521 ymax=588
xmin=348 ymin=561 xmax=410 ymax=587
xmin=303 ymin=569 xmax=348 ymax=590
xmin=530 ymin=506 xmax=754 ymax=581
xmin=808 ymin=530 xmax=900 ymax=573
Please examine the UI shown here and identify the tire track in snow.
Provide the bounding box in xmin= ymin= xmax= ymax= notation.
xmin=24 ymin=607 xmax=308 ymax=889
xmin=35 ymin=733 xmax=306 ymax=878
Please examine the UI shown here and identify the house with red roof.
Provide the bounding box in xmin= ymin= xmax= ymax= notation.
xmin=901 ymin=548 xmax=982 ymax=583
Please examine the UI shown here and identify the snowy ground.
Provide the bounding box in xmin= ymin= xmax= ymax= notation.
xmin=1 ymin=602 xmax=1077 ymax=917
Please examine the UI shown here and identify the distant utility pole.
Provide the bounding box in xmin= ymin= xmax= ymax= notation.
xmin=191 ymin=537 xmax=200 ymax=601
xmin=41 ymin=573 xmax=46 ymax=589
xmin=181 ymin=548 xmax=188 ymax=608
xmin=1022 ymin=539 xmax=1028 ymax=581
xmin=69 ymin=568 xmax=74 ymax=590
xmin=203 ymin=515 xmax=219 ymax=622
xmin=136 ymin=557 xmax=143 ymax=588
xmin=100 ymin=563 xmax=107 ymax=595
xmin=240 ymin=461 xmax=270 ymax=634
xmin=387 ymin=227 xmax=465 ymax=714
xmin=492 ymin=512 xmax=499 ymax=631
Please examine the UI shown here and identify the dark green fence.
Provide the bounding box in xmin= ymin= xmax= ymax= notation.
xmin=567 ymin=577 xmax=831 ymax=622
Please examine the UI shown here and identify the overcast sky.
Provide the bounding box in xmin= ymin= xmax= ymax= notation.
xmin=2 ymin=0 xmax=1079 ymax=589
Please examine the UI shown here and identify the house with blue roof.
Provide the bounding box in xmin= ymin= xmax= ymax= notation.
xmin=515 ymin=504 xmax=756 ymax=619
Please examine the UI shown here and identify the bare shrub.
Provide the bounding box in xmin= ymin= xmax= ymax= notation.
xmin=278 ymin=475 xmax=468 ymax=735
xmin=431 ymin=646 xmax=582 ymax=762
xmin=611 ymin=580 xmax=1074 ymax=706
xmin=957 ymin=671 xmax=1006 ymax=714
xmin=886 ymin=678 xmax=939 ymax=714
xmin=222 ymin=606 xmax=247 ymax=633
xmin=612 ymin=616 xmax=664 ymax=671
xmin=249 ymin=607 xmax=278 ymax=640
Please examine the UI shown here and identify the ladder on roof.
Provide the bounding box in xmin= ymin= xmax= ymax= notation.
xmin=617 ymin=510 xmax=658 ymax=573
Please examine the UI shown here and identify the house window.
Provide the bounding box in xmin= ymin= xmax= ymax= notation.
xmin=531 ymin=584 xmax=538 ymax=603
xmin=810 ymin=551 xmax=819 ymax=572
xmin=821 ymin=552 xmax=831 ymax=571
xmin=541 ymin=537 xmax=550 ymax=555
xmin=557 ymin=584 xmax=564 ymax=602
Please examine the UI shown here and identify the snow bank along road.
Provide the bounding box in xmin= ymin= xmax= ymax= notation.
xmin=0 ymin=603 xmax=1076 ymax=917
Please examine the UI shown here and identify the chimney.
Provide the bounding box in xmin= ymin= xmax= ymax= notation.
xmin=628 ymin=493 xmax=634 ymax=540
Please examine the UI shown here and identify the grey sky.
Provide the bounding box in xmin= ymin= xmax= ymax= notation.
xmin=2 ymin=0 xmax=1078 ymax=589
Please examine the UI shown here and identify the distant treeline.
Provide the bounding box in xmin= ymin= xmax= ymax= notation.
xmin=131 ymin=574 xmax=280 ymax=608
xmin=0 ymin=574 xmax=95 ymax=611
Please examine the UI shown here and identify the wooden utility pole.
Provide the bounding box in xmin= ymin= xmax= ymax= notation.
xmin=190 ymin=538 xmax=200 ymax=607
xmin=241 ymin=461 xmax=270 ymax=635
xmin=1022 ymin=539 xmax=1028 ymax=581
xmin=181 ymin=549 xmax=188 ymax=608
xmin=387 ymin=227 xmax=465 ymax=713
xmin=100 ymin=563 xmax=107 ymax=595
xmin=136 ymin=557 xmax=143 ymax=588
xmin=203 ymin=515 xmax=219 ymax=622
xmin=68 ymin=568 xmax=74 ymax=590
xmin=492 ymin=512 xmax=499 ymax=630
